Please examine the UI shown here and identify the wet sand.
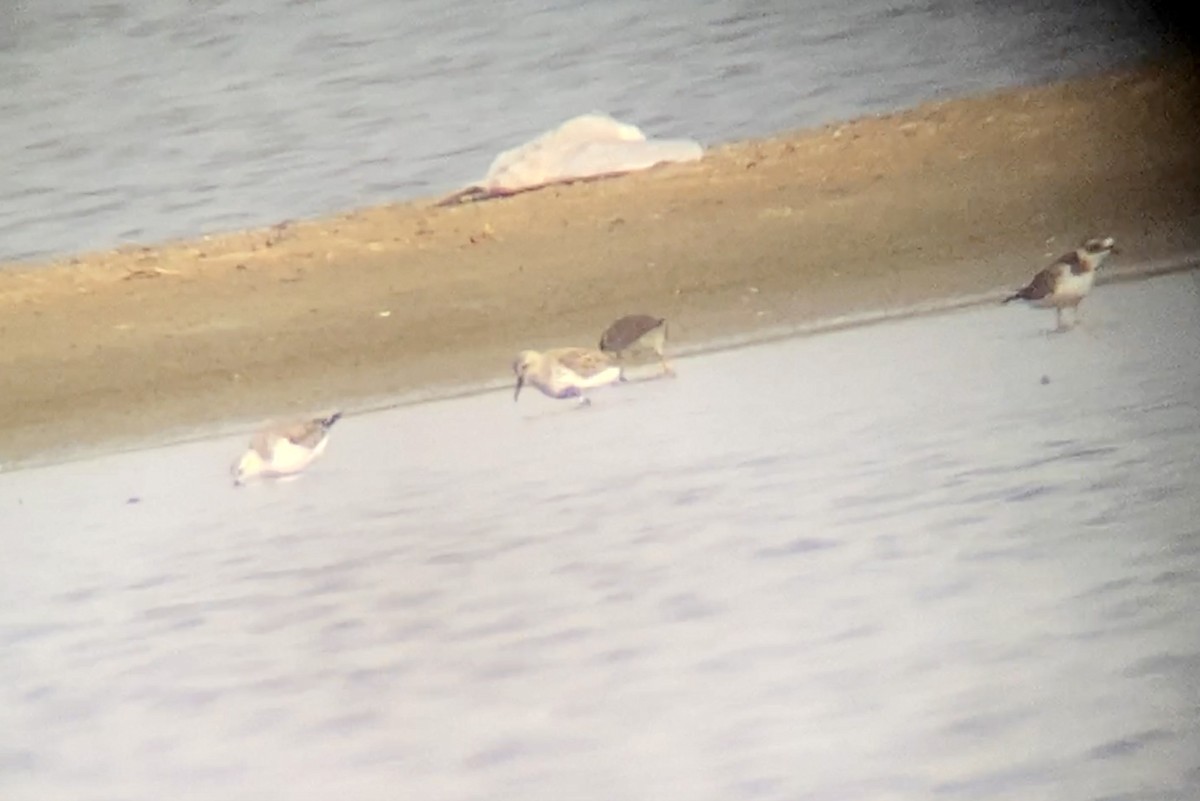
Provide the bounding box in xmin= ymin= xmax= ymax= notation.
xmin=2 ymin=61 xmax=1199 ymax=462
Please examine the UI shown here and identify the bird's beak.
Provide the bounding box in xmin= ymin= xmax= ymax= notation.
xmin=513 ymin=376 xmax=524 ymax=402
xmin=1110 ymin=246 xmax=1121 ymax=254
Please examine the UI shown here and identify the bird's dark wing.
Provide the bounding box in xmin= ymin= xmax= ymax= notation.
xmin=599 ymin=314 xmax=665 ymax=351
xmin=1014 ymin=264 xmax=1064 ymax=301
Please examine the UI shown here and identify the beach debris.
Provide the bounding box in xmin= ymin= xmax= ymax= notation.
xmin=438 ymin=113 xmax=703 ymax=206
xmin=122 ymin=266 xmax=180 ymax=280
xmin=1003 ymin=236 xmax=1118 ymax=332
xmin=598 ymin=314 xmax=674 ymax=377
xmin=263 ymin=221 xmax=292 ymax=248
xmin=468 ymin=223 xmax=497 ymax=245
xmin=232 ymin=412 xmax=342 ymax=485
xmin=512 ymin=348 xmax=623 ymax=406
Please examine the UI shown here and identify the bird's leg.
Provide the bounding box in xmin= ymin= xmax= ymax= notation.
xmin=577 ymin=394 xmax=592 ymax=407
xmin=1073 ymin=304 xmax=1100 ymax=339
xmin=1054 ymin=307 xmax=1067 ymax=333
xmin=660 ymin=356 xmax=676 ymax=377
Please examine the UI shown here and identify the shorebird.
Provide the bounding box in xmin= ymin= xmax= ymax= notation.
xmin=232 ymin=412 xmax=342 ymax=485
xmin=598 ymin=313 xmax=674 ymax=376
xmin=512 ymin=348 xmax=623 ymax=405
xmin=1004 ymin=236 xmax=1118 ymax=331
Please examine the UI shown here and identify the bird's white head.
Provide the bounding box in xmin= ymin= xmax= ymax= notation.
xmin=232 ymin=449 xmax=265 ymax=486
xmin=512 ymin=350 xmax=541 ymax=402
xmin=1081 ymin=236 xmax=1118 ymax=258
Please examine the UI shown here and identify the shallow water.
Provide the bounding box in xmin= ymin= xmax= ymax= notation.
xmin=0 ymin=0 xmax=1161 ymax=262
xmin=2 ymin=272 xmax=1198 ymax=799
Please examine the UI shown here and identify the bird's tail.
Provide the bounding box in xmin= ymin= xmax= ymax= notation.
xmin=1002 ymin=291 xmax=1024 ymax=304
xmin=321 ymin=411 xmax=344 ymax=429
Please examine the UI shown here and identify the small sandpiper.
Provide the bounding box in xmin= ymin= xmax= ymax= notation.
xmin=512 ymin=348 xmax=623 ymax=405
xmin=1004 ymin=236 xmax=1118 ymax=331
xmin=232 ymin=412 xmax=342 ymax=485
xmin=598 ymin=313 xmax=674 ymax=376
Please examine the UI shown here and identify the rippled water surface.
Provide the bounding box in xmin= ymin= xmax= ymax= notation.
xmin=2 ymin=272 xmax=1199 ymax=799
xmin=0 ymin=0 xmax=1160 ymax=262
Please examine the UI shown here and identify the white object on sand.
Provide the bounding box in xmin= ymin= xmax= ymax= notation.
xmin=439 ymin=113 xmax=703 ymax=205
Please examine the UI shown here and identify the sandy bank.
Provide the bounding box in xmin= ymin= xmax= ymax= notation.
xmin=2 ymin=61 xmax=1199 ymax=464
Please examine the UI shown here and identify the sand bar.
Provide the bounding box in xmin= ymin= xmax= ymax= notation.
xmin=2 ymin=61 xmax=1199 ymax=464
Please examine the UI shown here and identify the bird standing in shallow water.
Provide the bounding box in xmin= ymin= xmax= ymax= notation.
xmin=512 ymin=348 xmax=622 ymax=405
xmin=598 ymin=313 xmax=674 ymax=376
xmin=232 ymin=412 xmax=342 ymax=484
xmin=1004 ymin=236 xmax=1118 ymax=331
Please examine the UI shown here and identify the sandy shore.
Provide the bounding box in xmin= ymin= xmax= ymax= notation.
xmin=2 ymin=61 xmax=1199 ymax=463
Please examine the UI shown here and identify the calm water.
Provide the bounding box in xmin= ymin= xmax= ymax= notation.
xmin=2 ymin=272 xmax=1198 ymax=800
xmin=0 ymin=0 xmax=1161 ymax=263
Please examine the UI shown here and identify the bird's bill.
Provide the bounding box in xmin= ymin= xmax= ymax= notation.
xmin=513 ymin=376 xmax=524 ymax=401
